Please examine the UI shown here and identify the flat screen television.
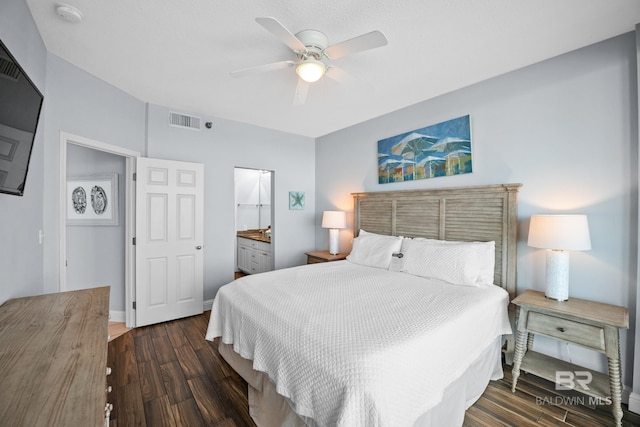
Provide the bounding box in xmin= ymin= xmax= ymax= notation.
xmin=0 ymin=39 xmax=43 ymax=196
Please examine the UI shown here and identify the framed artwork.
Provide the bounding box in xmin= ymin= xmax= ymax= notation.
xmin=377 ymin=115 xmax=472 ymax=184
xmin=67 ymin=174 xmax=119 ymax=225
xmin=289 ymin=191 xmax=305 ymax=210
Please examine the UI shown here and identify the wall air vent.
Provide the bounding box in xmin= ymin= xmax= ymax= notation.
xmin=169 ymin=112 xmax=201 ymax=130
xmin=0 ymin=56 xmax=20 ymax=81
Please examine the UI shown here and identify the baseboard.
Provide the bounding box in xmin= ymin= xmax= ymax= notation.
xmin=109 ymin=310 xmax=126 ymax=323
xmin=111 ymin=303 xmax=211 ymax=325
xmin=628 ymin=391 xmax=640 ymax=414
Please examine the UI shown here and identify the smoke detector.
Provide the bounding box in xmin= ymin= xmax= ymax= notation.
xmin=55 ymin=4 xmax=83 ymax=23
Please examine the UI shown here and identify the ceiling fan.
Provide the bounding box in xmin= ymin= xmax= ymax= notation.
xmin=231 ymin=17 xmax=388 ymax=104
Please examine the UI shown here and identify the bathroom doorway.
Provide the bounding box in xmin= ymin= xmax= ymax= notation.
xmin=234 ymin=167 xmax=275 ymax=276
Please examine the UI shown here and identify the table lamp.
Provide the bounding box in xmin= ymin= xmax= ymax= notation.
xmin=527 ymin=214 xmax=591 ymax=301
xmin=322 ymin=211 xmax=346 ymax=255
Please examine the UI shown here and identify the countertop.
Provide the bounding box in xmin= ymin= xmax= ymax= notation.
xmin=237 ymin=230 xmax=271 ymax=244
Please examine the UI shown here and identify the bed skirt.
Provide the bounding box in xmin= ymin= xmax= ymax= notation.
xmin=218 ymin=337 xmax=504 ymax=427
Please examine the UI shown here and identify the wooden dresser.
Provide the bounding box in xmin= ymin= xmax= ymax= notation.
xmin=0 ymin=286 xmax=111 ymax=426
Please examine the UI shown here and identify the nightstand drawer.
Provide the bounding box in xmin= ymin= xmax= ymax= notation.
xmin=526 ymin=311 xmax=605 ymax=351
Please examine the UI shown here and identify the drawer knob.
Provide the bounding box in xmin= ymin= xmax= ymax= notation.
xmin=106 ymin=367 xmax=112 ymax=376
xmin=557 ymin=327 xmax=566 ymax=333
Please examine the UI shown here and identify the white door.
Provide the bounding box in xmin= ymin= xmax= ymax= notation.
xmin=135 ymin=157 xmax=204 ymax=326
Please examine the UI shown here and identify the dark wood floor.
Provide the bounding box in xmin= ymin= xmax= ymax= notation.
xmin=107 ymin=311 xmax=640 ymax=426
xmin=107 ymin=311 xmax=253 ymax=427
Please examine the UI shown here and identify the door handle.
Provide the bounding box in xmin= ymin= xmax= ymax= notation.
xmin=196 ymin=245 xmax=203 ymax=250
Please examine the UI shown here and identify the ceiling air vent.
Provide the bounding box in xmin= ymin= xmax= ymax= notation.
xmin=0 ymin=57 xmax=19 ymax=82
xmin=169 ymin=112 xmax=201 ymax=130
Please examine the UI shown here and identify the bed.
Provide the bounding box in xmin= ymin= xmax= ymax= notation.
xmin=206 ymin=183 xmax=521 ymax=426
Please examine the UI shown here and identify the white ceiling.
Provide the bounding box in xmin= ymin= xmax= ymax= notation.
xmin=25 ymin=0 xmax=640 ymax=138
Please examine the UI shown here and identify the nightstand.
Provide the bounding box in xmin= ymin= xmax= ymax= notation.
xmin=305 ymin=250 xmax=347 ymax=264
xmin=511 ymin=290 xmax=628 ymax=426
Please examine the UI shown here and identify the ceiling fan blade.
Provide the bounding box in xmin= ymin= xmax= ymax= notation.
xmin=324 ymin=66 xmax=355 ymax=85
xmin=324 ymin=30 xmax=388 ymax=59
xmin=230 ymin=60 xmax=295 ymax=78
xmin=326 ymin=66 xmax=373 ymax=94
xmin=293 ymin=78 xmax=310 ymax=105
xmin=256 ymin=17 xmax=307 ymax=53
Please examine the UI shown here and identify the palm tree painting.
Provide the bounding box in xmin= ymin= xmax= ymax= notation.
xmin=377 ymin=115 xmax=471 ymax=184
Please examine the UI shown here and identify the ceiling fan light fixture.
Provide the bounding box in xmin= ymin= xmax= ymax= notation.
xmin=296 ymin=59 xmax=326 ymax=83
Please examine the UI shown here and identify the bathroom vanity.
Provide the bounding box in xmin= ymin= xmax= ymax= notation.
xmin=237 ymin=230 xmax=272 ymax=274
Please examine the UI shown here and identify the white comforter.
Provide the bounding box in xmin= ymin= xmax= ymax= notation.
xmin=206 ymin=261 xmax=511 ymax=427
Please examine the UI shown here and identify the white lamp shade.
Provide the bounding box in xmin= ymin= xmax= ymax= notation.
xmin=322 ymin=211 xmax=346 ymax=229
xmin=528 ymin=215 xmax=591 ymax=251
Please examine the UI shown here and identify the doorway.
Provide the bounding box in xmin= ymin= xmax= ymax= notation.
xmin=59 ymin=132 xmax=139 ymax=326
xmin=234 ymin=167 xmax=275 ymax=275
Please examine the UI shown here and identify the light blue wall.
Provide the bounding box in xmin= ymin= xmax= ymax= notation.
xmin=0 ymin=0 xmax=47 ymax=303
xmin=316 ymin=33 xmax=638 ymax=386
xmin=40 ymin=52 xmax=316 ymax=306
xmin=41 ymin=53 xmax=147 ymax=306
xmin=146 ymin=104 xmax=316 ymax=300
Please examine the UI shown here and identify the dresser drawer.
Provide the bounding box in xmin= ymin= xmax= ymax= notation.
xmin=526 ymin=311 xmax=605 ymax=351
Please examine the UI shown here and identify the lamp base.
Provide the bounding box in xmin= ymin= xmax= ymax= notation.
xmin=328 ymin=228 xmax=339 ymax=255
xmin=545 ymin=250 xmax=570 ymax=301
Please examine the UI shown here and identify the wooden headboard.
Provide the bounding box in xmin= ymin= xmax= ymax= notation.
xmin=353 ymin=183 xmax=521 ymax=363
xmin=352 ymin=183 xmax=522 ymax=300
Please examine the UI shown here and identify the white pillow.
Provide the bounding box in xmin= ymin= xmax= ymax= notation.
xmin=388 ymin=236 xmax=438 ymax=271
xmin=400 ymin=238 xmax=495 ymax=286
xmin=346 ymin=230 xmax=403 ymax=269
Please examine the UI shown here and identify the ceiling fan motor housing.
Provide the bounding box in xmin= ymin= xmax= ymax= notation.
xmin=295 ymin=30 xmax=329 ymax=59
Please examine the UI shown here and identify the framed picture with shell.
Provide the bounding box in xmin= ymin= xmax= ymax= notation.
xmin=66 ymin=174 xmax=119 ymax=226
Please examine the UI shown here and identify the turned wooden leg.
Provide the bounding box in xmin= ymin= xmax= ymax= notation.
xmin=608 ymin=355 xmax=623 ymax=427
xmin=504 ymin=306 xmax=517 ymax=366
xmin=511 ymin=329 xmax=528 ymax=392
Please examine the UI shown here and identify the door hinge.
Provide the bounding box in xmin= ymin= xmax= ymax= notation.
xmin=133 ymin=172 xmax=136 ymax=181
xmin=133 ymin=301 xmax=136 ymax=310
xmin=132 ymin=237 xmax=136 ymax=245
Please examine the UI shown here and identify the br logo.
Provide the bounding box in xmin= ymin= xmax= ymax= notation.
xmin=556 ymin=371 xmax=593 ymax=391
